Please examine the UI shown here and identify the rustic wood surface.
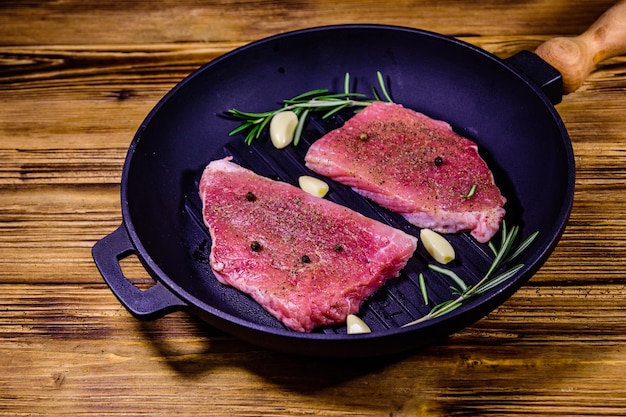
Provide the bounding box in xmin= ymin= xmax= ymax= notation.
xmin=2 ymin=1 xmax=626 ymax=415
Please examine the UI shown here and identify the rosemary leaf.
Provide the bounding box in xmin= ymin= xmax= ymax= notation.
xmin=286 ymin=88 xmax=330 ymax=102
xmin=429 ymin=264 xmax=468 ymax=293
xmin=472 ymin=264 xmax=525 ymax=295
xmin=463 ymin=184 xmax=477 ymax=199
xmin=292 ymin=108 xmax=309 ymax=147
xmin=228 ymin=122 xmax=254 ymax=136
xmin=418 ymin=273 xmax=429 ymax=305
xmin=484 ymin=224 xmax=518 ymax=279
xmin=500 ymin=221 xmax=509 ymax=248
xmin=228 ymin=109 xmax=275 ymax=119
xmin=429 ymin=299 xmax=461 ymax=317
xmin=505 ymin=231 xmax=539 ymax=263
xmin=322 ymin=102 xmax=350 ymax=119
xmin=245 ymin=124 xmax=263 ymax=145
xmin=376 ymin=71 xmax=393 ymax=103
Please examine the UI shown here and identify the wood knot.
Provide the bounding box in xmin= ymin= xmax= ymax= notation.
xmin=52 ymin=371 xmax=66 ymax=389
xmin=112 ymin=89 xmax=137 ymax=101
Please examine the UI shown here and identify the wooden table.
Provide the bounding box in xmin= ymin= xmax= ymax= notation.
xmin=2 ymin=1 xmax=626 ymax=415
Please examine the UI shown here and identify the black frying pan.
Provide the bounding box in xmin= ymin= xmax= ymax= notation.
xmin=92 ymin=4 xmax=625 ymax=357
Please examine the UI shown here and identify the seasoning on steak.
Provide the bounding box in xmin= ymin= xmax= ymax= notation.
xmin=304 ymin=101 xmax=506 ymax=243
xmin=198 ymin=157 xmax=417 ymax=332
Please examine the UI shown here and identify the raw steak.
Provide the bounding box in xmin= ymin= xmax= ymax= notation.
xmin=305 ymin=101 xmax=506 ymax=243
xmin=198 ymin=157 xmax=417 ymax=332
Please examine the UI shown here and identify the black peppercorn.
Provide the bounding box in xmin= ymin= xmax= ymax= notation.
xmin=250 ymin=241 xmax=261 ymax=251
xmin=301 ymin=255 xmax=311 ymax=263
xmin=334 ymin=244 xmax=343 ymax=252
xmin=434 ymin=156 xmax=443 ymax=166
xmin=245 ymin=191 xmax=256 ymax=202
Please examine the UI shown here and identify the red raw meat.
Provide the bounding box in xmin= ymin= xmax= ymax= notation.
xmin=198 ymin=157 xmax=417 ymax=332
xmin=305 ymin=102 xmax=506 ymax=243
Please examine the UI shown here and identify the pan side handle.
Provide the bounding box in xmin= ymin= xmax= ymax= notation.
xmin=536 ymin=0 xmax=626 ymax=94
xmin=92 ymin=225 xmax=188 ymax=320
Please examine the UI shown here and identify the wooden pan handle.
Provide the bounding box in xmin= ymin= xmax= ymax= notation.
xmin=535 ymin=0 xmax=626 ymax=94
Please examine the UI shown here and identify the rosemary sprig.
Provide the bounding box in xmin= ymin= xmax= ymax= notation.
xmin=227 ymin=71 xmax=393 ymax=146
xmin=403 ymin=222 xmax=539 ymax=327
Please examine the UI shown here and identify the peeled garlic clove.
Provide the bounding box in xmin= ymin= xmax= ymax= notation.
xmin=298 ymin=175 xmax=329 ymax=198
xmin=347 ymin=314 xmax=371 ymax=334
xmin=269 ymin=111 xmax=298 ymax=149
xmin=420 ymin=228 xmax=455 ymax=264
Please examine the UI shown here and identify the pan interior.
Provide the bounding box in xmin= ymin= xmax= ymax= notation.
xmin=121 ymin=25 xmax=573 ymax=341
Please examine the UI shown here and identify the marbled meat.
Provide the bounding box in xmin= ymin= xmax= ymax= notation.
xmin=305 ymin=102 xmax=506 ymax=243
xmin=198 ymin=158 xmax=417 ymax=332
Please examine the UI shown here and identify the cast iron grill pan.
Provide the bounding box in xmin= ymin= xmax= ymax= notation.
xmin=92 ymin=25 xmax=575 ymax=357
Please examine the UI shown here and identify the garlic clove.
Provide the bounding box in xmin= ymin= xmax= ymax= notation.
xmin=346 ymin=314 xmax=371 ymax=334
xmin=298 ymin=175 xmax=329 ymax=198
xmin=269 ymin=111 xmax=298 ymax=149
xmin=420 ymin=228 xmax=455 ymax=264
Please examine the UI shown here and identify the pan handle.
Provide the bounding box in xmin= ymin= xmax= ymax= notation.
xmin=535 ymin=0 xmax=626 ymax=94
xmin=506 ymin=50 xmax=563 ymax=105
xmin=92 ymin=225 xmax=188 ymax=320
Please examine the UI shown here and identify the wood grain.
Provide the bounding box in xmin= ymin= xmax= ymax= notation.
xmin=2 ymin=1 xmax=626 ymax=416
